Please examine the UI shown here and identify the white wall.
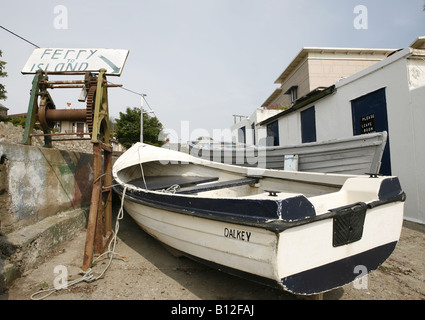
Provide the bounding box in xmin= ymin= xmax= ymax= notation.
xmin=278 ymin=112 xmax=301 ymax=145
xmin=318 ymin=49 xmax=424 ymax=224
xmin=270 ymin=48 xmax=425 ymax=224
xmin=332 ymin=49 xmax=425 ymax=224
xmin=404 ymin=85 xmax=425 ymax=223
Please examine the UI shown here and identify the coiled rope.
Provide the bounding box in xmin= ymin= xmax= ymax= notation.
xmin=30 ymin=186 xmax=128 ymax=300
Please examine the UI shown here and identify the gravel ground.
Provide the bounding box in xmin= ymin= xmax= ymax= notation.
xmin=1 ymin=207 xmax=424 ymax=302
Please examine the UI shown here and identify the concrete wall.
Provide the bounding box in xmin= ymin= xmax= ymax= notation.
xmin=308 ymin=58 xmax=380 ymax=92
xmin=0 ymin=121 xmax=93 ymax=154
xmin=0 ymin=142 xmax=93 ymax=235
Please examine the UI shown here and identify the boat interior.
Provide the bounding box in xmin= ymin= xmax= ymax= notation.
xmin=115 ymin=159 xmax=383 ymax=216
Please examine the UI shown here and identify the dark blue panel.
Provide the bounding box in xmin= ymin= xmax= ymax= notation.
xmin=238 ymin=126 xmax=246 ymax=144
xmin=378 ymin=177 xmax=403 ymax=201
xmin=280 ymin=195 xmax=316 ymax=221
xmin=281 ymin=241 xmax=397 ymax=295
xmin=351 ymin=88 xmax=391 ymax=175
xmin=267 ymin=121 xmax=279 ymax=146
xmin=301 ymin=106 xmax=317 ymax=143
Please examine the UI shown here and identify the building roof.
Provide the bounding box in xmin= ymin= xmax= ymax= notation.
xmin=274 ymin=47 xmax=397 ymax=85
xmin=411 ymin=36 xmax=425 ymax=49
xmin=261 ymin=88 xmax=282 ymax=108
xmin=259 ymin=85 xmax=336 ymax=126
xmin=0 ymin=103 xmax=9 ymax=111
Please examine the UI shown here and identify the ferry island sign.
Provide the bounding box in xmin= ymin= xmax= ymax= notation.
xmin=22 ymin=48 xmax=129 ymax=76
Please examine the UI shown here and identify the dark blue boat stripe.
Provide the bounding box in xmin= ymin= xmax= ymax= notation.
xmin=125 ymin=186 xmax=316 ymax=223
xmin=281 ymin=241 xmax=398 ymax=295
xmin=112 ymin=175 xmax=406 ymax=233
xmin=171 ymin=241 xmax=398 ymax=295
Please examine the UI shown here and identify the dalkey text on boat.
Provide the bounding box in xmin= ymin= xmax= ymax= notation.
xmin=224 ymin=227 xmax=252 ymax=242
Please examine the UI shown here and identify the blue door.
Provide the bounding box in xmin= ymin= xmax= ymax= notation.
xmin=351 ymin=88 xmax=391 ymax=175
xmin=301 ymin=106 xmax=317 ymax=143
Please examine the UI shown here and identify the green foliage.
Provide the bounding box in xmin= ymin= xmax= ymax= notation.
xmin=0 ymin=50 xmax=7 ymax=101
xmin=0 ymin=115 xmax=42 ymax=130
xmin=115 ymin=107 xmax=165 ymax=149
xmin=8 ymin=116 xmax=27 ymax=128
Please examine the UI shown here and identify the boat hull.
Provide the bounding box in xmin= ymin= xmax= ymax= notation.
xmin=112 ymin=143 xmax=404 ymax=295
xmin=117 ymin=189 xmax=403 ymax=295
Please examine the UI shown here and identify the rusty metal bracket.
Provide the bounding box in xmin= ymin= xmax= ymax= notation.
xmin=91 ymin=69 xmax=110 ymax=146
xmin=20 ymin=69 xmax=117 ymax=147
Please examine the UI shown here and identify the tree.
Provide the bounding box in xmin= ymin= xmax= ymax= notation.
xmin=0 ymin=50 xmax=7 ymax=100
xmin=115 ymin=107 xmax=165 ymax=149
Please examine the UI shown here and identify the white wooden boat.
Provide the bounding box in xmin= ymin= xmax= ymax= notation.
xmin=112 ymin=142 xmax=405 ymax=295
xmin=189 ymin=131 xmax=388 ymax=175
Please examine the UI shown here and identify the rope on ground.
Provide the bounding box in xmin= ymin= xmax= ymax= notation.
xmin=30 ymin=186 xmax=128 ymax=300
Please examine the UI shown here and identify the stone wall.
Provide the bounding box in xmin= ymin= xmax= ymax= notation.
xmin=0 ymin=121 xmax=93 ymax=154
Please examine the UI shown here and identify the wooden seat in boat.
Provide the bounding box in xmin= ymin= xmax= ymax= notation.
xmin=177 ymin=177 xmax=259 ymax=194
xmin=129 ymin=176 xmax=219 ymax=190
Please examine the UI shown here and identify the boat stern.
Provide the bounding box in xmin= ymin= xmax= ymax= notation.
xmin=276 ymin=175 xmax=405 ymax=295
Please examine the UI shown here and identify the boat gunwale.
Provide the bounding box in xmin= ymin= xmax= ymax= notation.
xmin=112 ymin=183 xmax=406 ymax=233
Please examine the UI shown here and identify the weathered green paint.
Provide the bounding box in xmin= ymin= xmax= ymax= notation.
xmin=21 ymin=72 xmax=42 ymax=145
xmin=91 ymin=69 xmax=110 ymax=145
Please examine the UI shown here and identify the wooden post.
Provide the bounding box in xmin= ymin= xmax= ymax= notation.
xmin=82 ymin=143 xmax=102 ymax=271
xmin=94 ymin=188 xmax=104 ymax=255
xmin=82 ymin=69 xmax=116 ymax=270
xmin=103 ymin=148 xmax=113 ymax=235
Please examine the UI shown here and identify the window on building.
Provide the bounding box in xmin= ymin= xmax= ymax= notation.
xmin=301 ymin=106 xmax=317 ymax=143
xmin=285 ymin=86 xmax=298 ymax=105
xmin=251 ymin=123 xmax=256 ymax=145
xmin=238 ymin=126 xmax=246 ymax=144
xmin=76 ymin=123 xmax=85 ymax=133
xmin=72 ymin=122 xmax=87 ymax=136
xmin=54 ymin=121 xmax=61 ymax=133
xmin=266 ymin=121 xmax=279 ymax=146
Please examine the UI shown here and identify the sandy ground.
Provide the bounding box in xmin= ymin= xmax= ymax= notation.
xmin=1 ymin=205 xmax=424 ymax=302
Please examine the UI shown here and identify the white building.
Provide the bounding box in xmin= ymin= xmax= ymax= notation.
xmin=232 ymin=45 xmax=395 ymax=147
xmin=233 ymin=36 xmax=425 ymax=224
xmin=232 ymin=109 xmax=281 ymax=146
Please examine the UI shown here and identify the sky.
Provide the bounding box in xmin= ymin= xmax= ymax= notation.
xmin=1 ymin=0 xmax=424 ymax=143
